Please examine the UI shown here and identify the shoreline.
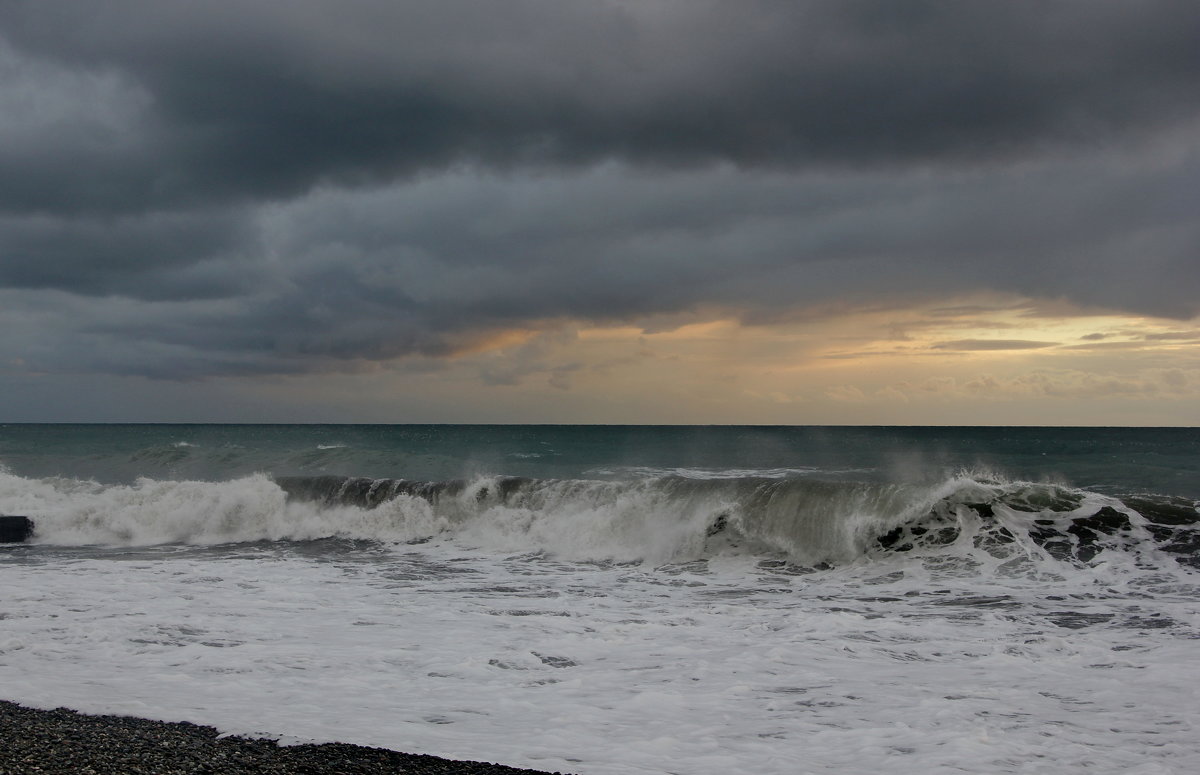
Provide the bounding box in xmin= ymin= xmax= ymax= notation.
xmin=0 ymin=700 xmax=568 ymax=775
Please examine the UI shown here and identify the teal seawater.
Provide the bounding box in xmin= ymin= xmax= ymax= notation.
xmin=1 ymin=424 xmax=1197 ymax=498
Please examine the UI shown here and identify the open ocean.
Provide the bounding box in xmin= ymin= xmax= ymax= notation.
xmin=2 ymin=424 xmax=1198 ymax=774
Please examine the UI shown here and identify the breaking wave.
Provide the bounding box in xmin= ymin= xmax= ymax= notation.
xmin=3 ymin=469 xmax=1197 ymax=569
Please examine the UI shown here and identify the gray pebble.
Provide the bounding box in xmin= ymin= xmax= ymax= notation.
xmin=0 ymin=700 xmax=569 ymax=775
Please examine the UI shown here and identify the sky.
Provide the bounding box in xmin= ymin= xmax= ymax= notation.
xmin=1 ymin=0 xmax=1198 ymax=425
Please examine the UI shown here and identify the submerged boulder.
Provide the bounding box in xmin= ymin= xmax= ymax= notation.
xmin=0 ymin=515 xmax=34 ymax=543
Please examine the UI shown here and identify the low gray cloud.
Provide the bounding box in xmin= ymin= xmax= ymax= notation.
xmin=0 ymin=209 xmax=255 ymax=299
xmin=0 ymin=1 xmax=1197 ymax=385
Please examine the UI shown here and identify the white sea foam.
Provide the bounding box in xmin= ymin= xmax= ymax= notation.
xmin=2 ymin=467 xmax=1198 ymax=774
xmin=2 ymin=533 xmax=1197 ymax=774
xmin=0 ymin=471 xmax=453 ymax=547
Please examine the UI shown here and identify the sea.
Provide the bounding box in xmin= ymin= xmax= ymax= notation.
xmin=1 ymin=424 xmax=1198 ymax=774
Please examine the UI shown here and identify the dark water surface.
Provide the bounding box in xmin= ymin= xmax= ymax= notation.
xmin=2 ymin=424 xmax=1197 ymax=497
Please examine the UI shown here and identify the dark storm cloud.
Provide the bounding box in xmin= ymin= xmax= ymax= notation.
xmin=2 ymin=0 xmax=1198 ymax=212
xmin=7 ymin=156 xmax=1191 ymax=381
xmin=0 ymin=1 xmax=1198 ymax=384
xmin=0 ymin=209 xmax=255 ymax=299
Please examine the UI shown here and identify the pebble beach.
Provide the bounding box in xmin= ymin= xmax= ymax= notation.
xmin=0 ymin=701 xmax=565 ymax=775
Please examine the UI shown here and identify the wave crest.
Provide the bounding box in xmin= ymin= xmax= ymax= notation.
xmin=4 ymin=470 xmax=1196 ymax=569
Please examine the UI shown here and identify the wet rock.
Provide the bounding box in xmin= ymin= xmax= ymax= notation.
xmin=0 ymin=516 xmax=33 ymax=543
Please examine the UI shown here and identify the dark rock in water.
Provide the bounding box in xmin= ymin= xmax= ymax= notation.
xmin=0 ymin=515 xmax=33 ymax=543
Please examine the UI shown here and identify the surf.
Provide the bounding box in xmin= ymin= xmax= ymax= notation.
xmin=4 ymin=469 xmax=1195 ymax=573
